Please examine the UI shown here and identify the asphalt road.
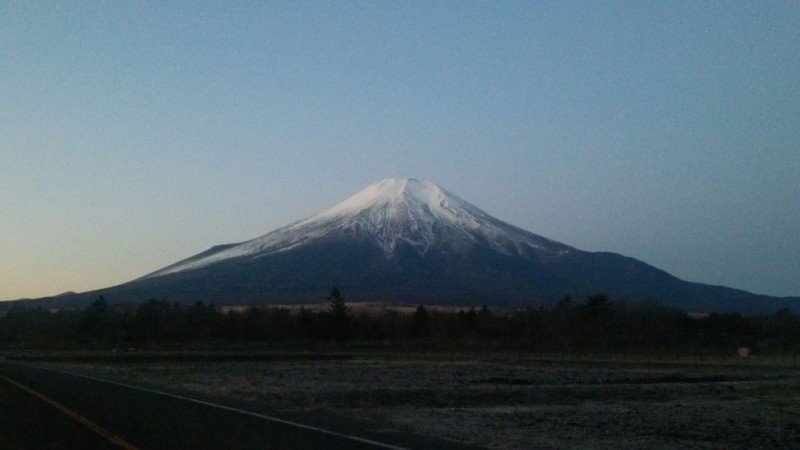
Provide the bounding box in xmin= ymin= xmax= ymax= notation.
xmin=0 ymin=361 xmax=479 ymax=450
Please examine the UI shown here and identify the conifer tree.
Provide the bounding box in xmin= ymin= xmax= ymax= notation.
xmin=327 ymin=287 xmax=351 ymax=340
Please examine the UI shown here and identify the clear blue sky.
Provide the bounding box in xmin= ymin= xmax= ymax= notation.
xmin=2 ymin=1 xmax=799 ymax=300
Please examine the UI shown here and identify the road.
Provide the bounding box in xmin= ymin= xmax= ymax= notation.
xmin=0 ymin=361 xmax=478 ymax=450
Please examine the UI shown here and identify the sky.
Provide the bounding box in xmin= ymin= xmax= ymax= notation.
xmin=2 ymin=1 xmax=799 ymax=301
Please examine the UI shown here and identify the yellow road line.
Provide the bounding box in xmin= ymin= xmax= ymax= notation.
xmin=0 ymin=374 xmax=140 ymax=450
xmin=34 ymin=363 xmax=411 ymax=450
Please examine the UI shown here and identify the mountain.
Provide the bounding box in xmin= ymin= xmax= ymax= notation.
xmin=12 ymin=179 xmax=799 ymax=313
xmin=145 ymin=178 xmax=574 ymax=278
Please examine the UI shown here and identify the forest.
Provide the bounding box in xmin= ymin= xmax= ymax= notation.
xmin=2 ymin=288 xmax=800 ymax=357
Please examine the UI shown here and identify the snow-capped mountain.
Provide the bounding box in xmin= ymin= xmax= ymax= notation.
xmin=23 ymin=178 xmax=798 ymax=313
xmin=145 ymin=179 xmax=571 ymax=278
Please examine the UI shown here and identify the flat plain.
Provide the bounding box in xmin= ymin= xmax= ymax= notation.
xmin=48 ymin=353 xmax=800 ymax=449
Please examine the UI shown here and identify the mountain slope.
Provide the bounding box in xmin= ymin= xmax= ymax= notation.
xmin=143 ymin=179 xmax=572 ymax=278
xmin=16 ymin=179 xmax=799 ymax=313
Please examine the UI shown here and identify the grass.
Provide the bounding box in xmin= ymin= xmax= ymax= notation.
xmin=25 ymin=348 xmax=800 ymax=449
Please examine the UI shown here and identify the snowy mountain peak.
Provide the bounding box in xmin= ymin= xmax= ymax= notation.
xmin=145 ymin=179 xmax=572 ymax=278
xmin=315 ymin=178 xmax=472 ymax=223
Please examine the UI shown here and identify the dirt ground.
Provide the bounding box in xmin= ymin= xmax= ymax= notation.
xmin=58 ymin=355 xmax=800 ymax=449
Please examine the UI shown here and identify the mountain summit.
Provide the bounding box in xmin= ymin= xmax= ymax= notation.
xmin=146 ymin=178 xmax=571 ymax=278
xmin=31 ymin=179 xmax=798 ymax=313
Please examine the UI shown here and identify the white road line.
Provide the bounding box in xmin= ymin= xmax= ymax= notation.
xmin=0 ymin=373 xmax=140 ymax=450
xmin=14 ymin=362 xmax=411 ymax=450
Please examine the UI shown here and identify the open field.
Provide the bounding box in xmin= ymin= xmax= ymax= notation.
xmin=35 ymin=352 xmax=800 ymax=449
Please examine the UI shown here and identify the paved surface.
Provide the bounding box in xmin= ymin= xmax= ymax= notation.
xmin=0 ymin=369 xmax=122 ymax=450
xmin=0 ymin=361 xmax=479 ymax=450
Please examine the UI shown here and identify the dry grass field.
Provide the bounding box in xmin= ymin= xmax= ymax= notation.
xmin=56 ymin=354 xmax=800 ymax=449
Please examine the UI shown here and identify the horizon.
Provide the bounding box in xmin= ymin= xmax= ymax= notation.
xmin=3 ymin=2 xmax=799 ymax=301
xmin=5 ymin=176 xmax=798 ymax=303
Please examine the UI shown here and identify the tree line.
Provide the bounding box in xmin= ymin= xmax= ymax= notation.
xmin=2 ymin=289 xmax=800 ymax=356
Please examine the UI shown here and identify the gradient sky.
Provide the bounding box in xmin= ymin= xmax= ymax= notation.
xmin=2 ymin=1 xmax=799 ymax=301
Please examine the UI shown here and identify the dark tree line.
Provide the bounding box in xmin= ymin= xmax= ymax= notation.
xmin=2 ymin=289 xmax=800 ymax=356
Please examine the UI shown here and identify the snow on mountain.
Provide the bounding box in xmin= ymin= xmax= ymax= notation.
xmin=145 ymin=179 xmax=572 ymax=278
xmin=28 ymin=178 xmax=798 ymax=313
